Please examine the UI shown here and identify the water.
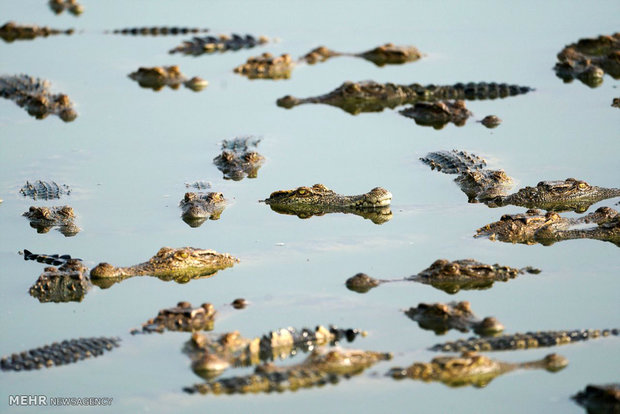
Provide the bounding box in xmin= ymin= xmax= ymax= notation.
xmin=1 ymin=1 xmax=619 ymax=413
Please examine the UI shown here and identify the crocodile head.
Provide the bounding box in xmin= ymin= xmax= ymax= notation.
xmin=503 ymin=178 xmax=620 ymax=212
xmin=90 ymin=247 xmax=239 ymax=281
xmin=358 ymin=43 xmax=422 ymax=66
xmin=180 ymin=192 xmax=226 ymax=226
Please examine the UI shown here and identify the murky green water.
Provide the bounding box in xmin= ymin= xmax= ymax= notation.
xmin=1 ymin=1 xmax=619 ymax=413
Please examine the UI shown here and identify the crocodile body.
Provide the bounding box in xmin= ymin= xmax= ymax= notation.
xmin=20 ymin=180 xmax=71 ymax=200
xmin=185 ymin=325 xmax=364 ymax=380
xmin=475 ymin=207 xmax=620 ymax=247
xmin=497 ymin=178 xmax=620 ymax=213
xmin=128 ymin=66 xmax=207 ymax=92
xmin=405 ymin=301 xmax=504 ymax=336
xmin=48 ymin=0 xmax=83 ymax=16
xmin=179 ymin=192 xmax=226 ymax=227
xmin=131 ymin=302 xmax=216 ymax=334
xmin=108 ymin=27 xmax=209 ymax=36
xmin=0 ymin=21 xmax=73 ymax=42
xmin=185 ymin=347 xmax=391 ymax=395
xmin=262 ymin=184 xmax=392 ymax=224
xmin=388 ymin=351 xmax=567 ymax=388
xmin=346 ymin=259 xmax=538 ymax=294
xmin=554 ymin=33 xmax=620 ymax=87
xmin=90 ymin=247 xmax=239 ymax=283
xmin=573 ymin=384 xmax=620 ymax=414
xmin=234 ymin=53 xmax=295 ymax=80
xmin=213 ymin=137 xmax=265 ymax=181
xmin=277 ymin=81 xmax=534 ymax=115
xmin=420 ymin=150 xmax=515 ymax=203
xmin=419 ymin=150 xmax=487 ymax=174
xmin=22 ymin=206 xmax=80 ymax=237
xmin=431 ymin=329 xmax=619 ymax=352
xmin=1 ymin=337 xmax=119 ymax=371
xmin=400 ymin=100 xmax=472 ymax=129
xmin=169 ymin=34 xmax=269 ymax=56
xmin=29 ymin=259 xmax=90 ymax=303
xmin=0 ymin=75 xmax=77 ymax=121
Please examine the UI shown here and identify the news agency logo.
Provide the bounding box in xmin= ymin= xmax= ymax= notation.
xmin=8 ymin=395 xmax=113 ymax=406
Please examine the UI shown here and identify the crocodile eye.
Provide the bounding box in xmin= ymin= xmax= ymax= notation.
xmin=577 ymin=183 xmax=587 ymax=190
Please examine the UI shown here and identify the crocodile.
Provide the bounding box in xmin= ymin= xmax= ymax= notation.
xmin=554 ymin=33 xmax=620 ymax=87
xmin=277 ymin=81 xmax=534 ymax=115
xmin=20 ymin=180 xmax=71 ymax=200
xmin=22 ymin=206 xmax=80 ymax=237
xmin=0 ymin=75 xmax=77 ymax=121
xmin=185 ymin=347 xmax=391 ymax=395
xmin=387 ymin=351 xmax=567 ymax=388
xmin=495 ymin=178 xmax=620 ymax=213
xmin=420 ymin=150 xmax=514 ymax=203
xmin=130 ymin=302 xmax=216 ymax=335
xmin=90 ymin=247 xmax=239 ymax=283
xmin=107 ymin=27 xmax=209 ymax=36
xmin=128 ymin=66 xmax=207 ymax=92
xmin=179 ymin=192 xmax=227 ymax=227
xmin=48 ymin=0 xmax=83 ymax=16
xmin=399 ymin=100 xmax=473 ymax=129
xmin=475 ymin=207 xmax=620 ymax=247
xmin=345 ymin=259 xmax=539 ymax=294
xmin=431 ymin=328 xmax=619 ymax=352
xmin=23 ymin=249 xmax=81 ymax=266
xmin=404 ymin=301 xmax=504 ymax=336
xmin=261 ymin=184 xmax=392 ymax=224
xmin=29 ymin=259 xmax=90 ymax=303
xmin=185 ymin=325 xmax=365 ymax=378
xmin=302 ymin=44 xmax=422 ymax=66
xmin=0 ymin=21 xmax=73 ymax=42
xmin=479 ymin=115 xmax=502 ymax=128
xmin=231 ymin=298 xmax=247 ymax=309
xmin=213 ymin=137 xmax=265 ymax=180
xmin=169 ymin=34 xmax=269 ymax=56
xmin=613 ymin=98 xmax=620 ymax=108
xmin=572 ymin=384 xmax=620 ymax=414
xmin=1 ymin=337 xmax=120 ymax=371
xmin=234 ymin=53 xmax=295 ymax=80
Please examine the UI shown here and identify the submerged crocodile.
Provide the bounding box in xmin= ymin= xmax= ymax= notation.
xmin=1 ymin=337 xmax=119 ymax=371
xmin=262 ymin=184 xmax=392 ymax=224
xmin=29 ymin=259 xmax=90 ymax=303
xmin=613 ymin=98 xmax=620 ymax=108
xmin=346 ymin=259 xmax=539 ymax=294
xmin=48 ymin=0 xmax=83 ymax=16
xmin=22 ymin=206 xmax=80 ymax=237
xmin=169 ymin=34 xmax=269 ymax=56
xmin=572 ymin=384 xmax=620 ymax=414
xmin=479 ymin=115 xmax=502 ymax=128
xmin=23 ymin=249 xmax=81 ymax=266
xmin=213 ymin=137 xmax=265 ymax=181
xmin=90 ymin=247 xmax=239 ymax=283
xmin=302 ymin=43 xmax=422 ymax=66
xmin=554 ymin=33 xmax=620 ymax=87
xmin=277 ymin=81 xmax=534 ymax=115
xmin=475 ymin=207 xmax=620 ymax=247
xmin=20 ymin=180 xmax=71 ymax=200
xmin=405 ymin=301 xmax=504 ymax=336
xmin=184 ymin=325 xmax=365 ymax=379
xmin=185 ymin=180 xmax=211 ymax=190
xmin=179 ymin=192 xmax=227 ymax=227
xmin=388 ymin=351 xmax=567 ymax=388
xmin=128 ymin=66 xmax=207 ymax=92
xmin=108 ymin=27 xmax=209 ymax=36
xmin=495 ymin=178 xmax=620 ymax=213
xmin=399 ymin=100 xmax=473 ymax=129
xmin=131 ymin=301 xmax=217 ymax=334
xmin=431 ymin=328 xmax=619 ymax=352
xmin=0 ymin=75 xmax=77 ymax=121
xmin=185 ymin=347 xmax=391 ymax=395
xmin=0 ymin=21 xmax=73 ymax=42
xmin=234 ymin=53 xmax=294 ymax=80
xmin=236 ymin=43 xmax=421 ymax=80
xmin=420 ymin=150 xmax=514 ymax=203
